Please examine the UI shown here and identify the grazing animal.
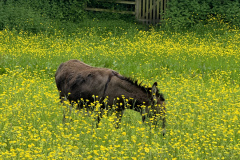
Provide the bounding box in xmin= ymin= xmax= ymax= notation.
xmin=55 ymin=59 xmax=166 ymax=135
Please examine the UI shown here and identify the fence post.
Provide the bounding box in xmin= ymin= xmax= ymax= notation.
xmin=135 ymin=0 xmax=139 ymax=19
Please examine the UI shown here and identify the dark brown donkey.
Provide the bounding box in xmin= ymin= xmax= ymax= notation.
xmin=55 ymin=59 xmax=166 ymax=135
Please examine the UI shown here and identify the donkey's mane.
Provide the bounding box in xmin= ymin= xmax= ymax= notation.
xmin=123 ymin=76 xmax=165 ymax=101
xmin=124 ymin=76 xmax=152 ymax=94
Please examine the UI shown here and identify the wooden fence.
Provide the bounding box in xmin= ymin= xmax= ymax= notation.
xmin=85 ymin=0 xmax=168 ymax=24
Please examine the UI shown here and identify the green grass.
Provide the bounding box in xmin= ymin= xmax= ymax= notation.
xmin=0 ymin=19 xmax=240 ymax=159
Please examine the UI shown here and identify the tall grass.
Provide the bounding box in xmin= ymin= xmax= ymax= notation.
xmin=0 ymin=19 xmax=240 ymax=159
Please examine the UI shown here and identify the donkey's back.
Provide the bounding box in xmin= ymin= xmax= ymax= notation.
xmin=55 ymin=59 xmax=122 ymax=103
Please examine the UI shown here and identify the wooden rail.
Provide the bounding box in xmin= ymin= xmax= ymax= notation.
xmin=85 ymin=0 xmax=135 ymax=14
xmin=96 ymin=0 xmax=135 ymax=5
xmin=85 ymin=8 xmax=135 ymax=15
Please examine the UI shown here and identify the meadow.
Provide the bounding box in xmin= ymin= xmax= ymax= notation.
xmin=0 ymin=19 xmax=240 ymax=159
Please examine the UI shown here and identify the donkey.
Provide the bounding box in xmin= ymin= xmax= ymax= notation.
xmin=55 ymin=59 xmax=166 ymax=135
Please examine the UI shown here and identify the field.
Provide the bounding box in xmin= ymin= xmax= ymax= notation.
xmin=0 ymin=20 xmax=240 ymax=159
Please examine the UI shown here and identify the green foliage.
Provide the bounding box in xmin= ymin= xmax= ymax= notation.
xmin=0 ymin=0 xmax=88 ymax=33
xmin=0 ymin=0 xmax=49 ymax=32
xmin=1 ymin=0 xmax=240 ymax=33
xmin=164 ymin=0 xmax=240 ymax=30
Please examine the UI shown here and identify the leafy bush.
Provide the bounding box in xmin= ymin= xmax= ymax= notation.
xmin=164 ymin=0 xmax=240 ymax=30
xmin=0 ymin=1 xmax=48 ymax=32
xmin=0 ymin=0 xmax=89 ymax=33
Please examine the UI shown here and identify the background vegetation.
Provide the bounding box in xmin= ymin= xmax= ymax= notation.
xmin=165 ymin=0 xmax=240 ymax=30
xmin=0 ymin=0 xmax=88 ymax=33
xmin=1 ymin=0 xmax=240 ymax=33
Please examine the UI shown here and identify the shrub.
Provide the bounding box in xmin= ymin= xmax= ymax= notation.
xmin=164 ymin=0 xmax=240 ymax=30
xmin=0 ymin=0 xmax=89 ymax=33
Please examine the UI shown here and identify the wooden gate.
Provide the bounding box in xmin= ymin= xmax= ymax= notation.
xmin=135 ymin=0 xmax=168 ymax=24
xmin=85 ymin=0 xmax=168 ymax=24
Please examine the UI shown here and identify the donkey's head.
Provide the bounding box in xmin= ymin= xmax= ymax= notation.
xmin=149 ymin=82 xmax=166 ymax=135
xmin=151 ymin=82 xmax=165 ymax=111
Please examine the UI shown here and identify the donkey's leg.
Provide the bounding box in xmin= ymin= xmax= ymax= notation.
xmin=76 ymin=101 xmax=89 ymax=117
xmin=96 ymin=108 xmax=104 ymax=128
xmin=162 ymin=116 xmax=166 ymax=136
xmin=61 ymin=95 xmax=75 ymax=123
xmin=114 ymin=110 xmax=124 ymax=128
xmin=142 ymin=115 xmax=146 ymax=123
xmin=61 ymin=96 xmax=70 ymax=123
xmin=153 ymin=112 xmax=158 ymax=127
xmin=141 ymin=107 xmax=146 ymax=124
xmin=153 ymin=113 xmax=166 ymax=136
xmin=141 ymin=105 xmax=147 ymax=123
xmin=64 ymin=104 xmax=74 ymax=123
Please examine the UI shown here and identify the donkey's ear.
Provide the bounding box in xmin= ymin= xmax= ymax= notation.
xmin=152 ymin=82 xmax=158 ymax=98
